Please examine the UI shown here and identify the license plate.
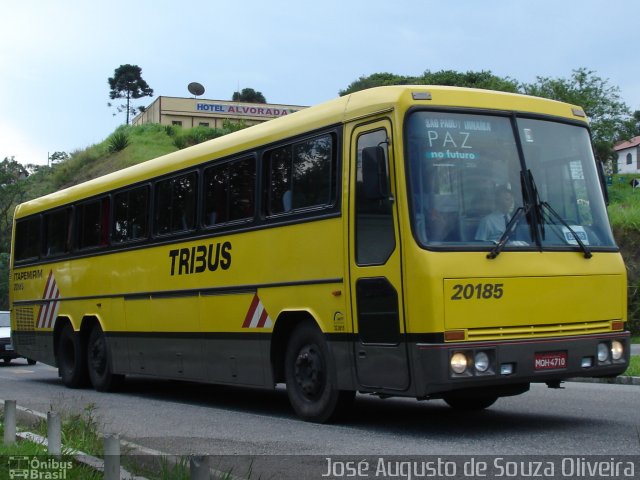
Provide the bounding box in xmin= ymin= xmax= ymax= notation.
xmin=534 ymin=351 xmax=567 ymax=370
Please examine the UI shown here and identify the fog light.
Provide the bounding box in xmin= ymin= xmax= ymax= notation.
xmin=474 ymin=351 xmax=490 ymax=373
xmin=597 ymin=343 xmax=609 ymax=362
xmin=450 ymin=352 xmax=468 ymax=374
xmin=500 ymin=363 xmax=514 ymax=375
xmin=611 ymin=340 xmax=623 ymax=361
xmin=581 ymin=357 xmax=593 ymax=368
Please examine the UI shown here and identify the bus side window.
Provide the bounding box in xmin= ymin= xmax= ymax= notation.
xmin=77 ymin=197 xmax=110 ymax=249
xmin=266 ymin=133 xmax=334 ymax=215
xmin=203 ymin=157 xmax=255 ymax=227
xmin=113 ymin=185 xmax=149 ymax=243
xmin=154 ymin=172 xmax=197 ymax=235
xmin=14 ymin=216 xmax=41 ymax=262
xmin=43 ymin=208 xmax=71 ymax=257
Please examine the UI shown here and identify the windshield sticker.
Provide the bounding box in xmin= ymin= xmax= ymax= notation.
xmin=562 ymin=226 xmax=589 ymax=245
xmin=523 ymin=128 xmax=534 ymax=142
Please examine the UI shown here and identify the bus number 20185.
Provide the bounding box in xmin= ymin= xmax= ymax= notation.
xmin=450 ymin=283 xmax=504 ymax=300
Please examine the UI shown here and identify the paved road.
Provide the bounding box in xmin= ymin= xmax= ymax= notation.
xmin=1 ymin=360 xmax=638 ymax=478
xmin=632 ymin=343 xmax=640 ymax=356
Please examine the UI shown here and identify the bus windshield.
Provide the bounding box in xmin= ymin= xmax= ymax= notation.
xmin=406 ymin=111 xmax=616 ymax=250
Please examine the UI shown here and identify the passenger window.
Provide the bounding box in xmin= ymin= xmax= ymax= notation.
xmin=113 ymin=186 xmax=149 ymax=243
xmin=43 ymin=209 xmax=71 ymax=256
xmin=14 ymin=217 xmax=41 ymax=262
xmin=77 ymin=197 xmax=110 ymax=249
xmin=203 ymin=158 xmax=255 ymax=226
xmin=155 ymin=172 xmax=197 ymax=235
xmin=267 ymin=134 xmax=334 ymax=215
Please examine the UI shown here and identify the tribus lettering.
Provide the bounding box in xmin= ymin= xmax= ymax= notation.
xmin=169 ymin=241 xmax=232 ymax=276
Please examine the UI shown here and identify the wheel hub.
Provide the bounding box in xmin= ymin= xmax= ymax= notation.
xmin=294 ymin=345 xmax=324 ymax=399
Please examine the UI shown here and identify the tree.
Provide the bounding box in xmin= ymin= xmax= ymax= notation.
xmin=0 ymin=156 xmax=29 ymax=308
xmin=48 ymin=151 xmax=69 ymax=166
xmin=339 ymin=70 xmax=518 ymax=96
xmin=232 ymin=88 xmax=266 ymax=104
xmin=339 ymin=72 xmax=416 ymax=96
xmin=108 ymin=64 xmax=154 ymax=125
xmin=522 ymin=68 xmax=631 ymax=163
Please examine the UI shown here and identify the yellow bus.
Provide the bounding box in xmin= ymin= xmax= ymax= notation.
xmin=9 ymin=86 xmax=630 ymax=422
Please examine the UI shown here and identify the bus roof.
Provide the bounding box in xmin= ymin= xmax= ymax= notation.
xmin=15 ymin=85 xmax=587 ymax=218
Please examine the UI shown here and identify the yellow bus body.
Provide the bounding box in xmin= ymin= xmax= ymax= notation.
xmin=10 ymin=86 xmax=629 ymax=421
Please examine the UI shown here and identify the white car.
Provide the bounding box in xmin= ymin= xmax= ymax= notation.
xmin=0 ymin=311 xmax=35 ymax=365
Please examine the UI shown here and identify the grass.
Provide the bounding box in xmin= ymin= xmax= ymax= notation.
xmin=607 ymin=174 xmax=640 ymax=229
xmin=0 ymin=425 xmax=102 ymax=480
xmin=622 ymin=355 xmax=640 ymax=377
xmin=1 ymin=403 xmax=242 ymax=479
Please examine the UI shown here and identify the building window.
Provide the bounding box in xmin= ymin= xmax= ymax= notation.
xmin=199 ymin=122 xmax=210 ymax=127
xmin=627 ymin=153 xmax=632 ymax=165
xmin=172 ymin=121 xmax=182 ymax=127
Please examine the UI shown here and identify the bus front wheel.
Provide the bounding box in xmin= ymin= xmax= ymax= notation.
xmin=87 ymin=325 xmax=123 ymax=392
xmin=284 ymin=322 xmax=354 ymax=423
xmin=57 ymin=323 xmax=89 ymax=388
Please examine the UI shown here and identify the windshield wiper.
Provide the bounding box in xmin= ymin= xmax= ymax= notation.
xmin=539 ymin=201 xmax=592 ymax=259
xmin=487 ymin=205 xmax=530 ymax=259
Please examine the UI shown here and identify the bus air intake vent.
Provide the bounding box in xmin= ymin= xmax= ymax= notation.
xmin=466 ymin=320 xmax=613 ymax=341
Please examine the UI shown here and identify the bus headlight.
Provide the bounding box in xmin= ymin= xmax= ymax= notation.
xmin=597 ymin=342 xmax=609 ymax=363
xmin=450 ymin=352 xmax=468 ymax=374
xmin=474 ymin=351 xmax=490 ymax=373
xmin=611 ymin=340 xmax=623 ymax=361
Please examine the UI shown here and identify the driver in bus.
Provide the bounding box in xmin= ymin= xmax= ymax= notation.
xmin=475 ymin=186 xmax=514 ymax=243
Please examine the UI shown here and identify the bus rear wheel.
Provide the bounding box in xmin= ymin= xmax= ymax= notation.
xmin=87 ymin=325 xmax=123 ymax=392
xmin=284 ymin=322 xmax=354 ymax=423
xmin=57 ymin=323 xmax=89 ymax=388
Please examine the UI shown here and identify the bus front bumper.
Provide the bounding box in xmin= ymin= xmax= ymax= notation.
xmin=412 ymin=332 xmax=631 ymax=398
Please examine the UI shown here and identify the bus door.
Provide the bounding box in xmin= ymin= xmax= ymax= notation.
xmin=348 ymin=121 xmax=410 ymax=391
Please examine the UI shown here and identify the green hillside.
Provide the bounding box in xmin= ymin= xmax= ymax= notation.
xmin=24 ymin=122 xmax=248 ymax=200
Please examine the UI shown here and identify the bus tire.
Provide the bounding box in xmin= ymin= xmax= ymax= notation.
xmin=87 ymin=325 xmax=123 ymax=392
xmin=284 ymin=322 xmax=354 ymax=423
xmin=57 ymin=323 xmax=89 ymax=388
xmin=443 ymin=395 xmax=498 ymax=411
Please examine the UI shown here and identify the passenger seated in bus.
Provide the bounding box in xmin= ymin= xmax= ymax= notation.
xmin=475 ymin=187 xmax=514 ymax=243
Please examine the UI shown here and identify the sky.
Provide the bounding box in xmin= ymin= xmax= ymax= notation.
xmin=2 ymin=0 xmax=639 ymax=166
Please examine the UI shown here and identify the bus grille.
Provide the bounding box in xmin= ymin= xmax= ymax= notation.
xmin=14 ymin=306 xmax=35 ymax=345
xmin=465 ymin=320 xmax=613 ymax=341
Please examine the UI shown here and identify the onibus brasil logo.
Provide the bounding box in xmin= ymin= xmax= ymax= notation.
xmin=8 ymin=456 xmax=73 ymax=479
